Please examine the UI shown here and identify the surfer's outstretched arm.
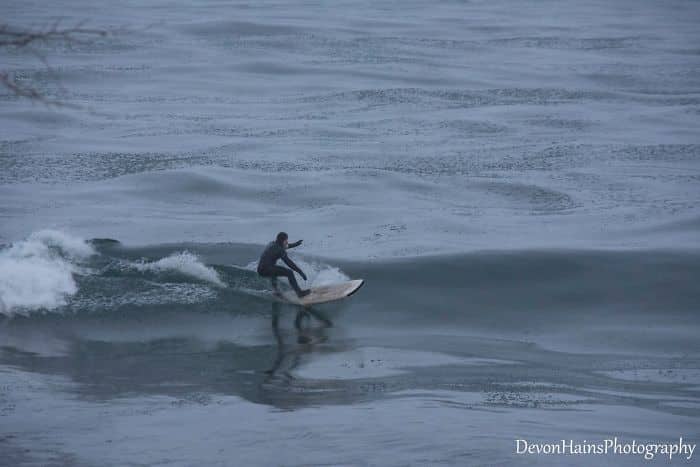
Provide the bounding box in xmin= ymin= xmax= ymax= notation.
xmin=288 ymin=239 xmax=303 ymax=249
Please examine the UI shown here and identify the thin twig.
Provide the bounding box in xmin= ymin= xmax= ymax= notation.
xmin=0 ymin=20 xmax=113 ymax=106
xmin=0 ymin=23 xmax=107 ymax=48
xmin=0 ymin=71 xmax=78 ymax=108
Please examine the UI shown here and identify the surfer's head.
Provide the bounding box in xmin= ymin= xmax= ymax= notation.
xmin=276 ymin=231 xmax=288 ymax=248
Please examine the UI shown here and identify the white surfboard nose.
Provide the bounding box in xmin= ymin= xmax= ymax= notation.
xmin=282 ymin=279 xmax=364 ymax=306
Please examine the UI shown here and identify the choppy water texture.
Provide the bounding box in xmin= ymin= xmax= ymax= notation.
xmin=1 ymin=0 xmax=700 ymax=465
xmin=1 ymin=0 xmax=700 ymax=254
xmin=1 ymin=233 xmax=699 ymax=466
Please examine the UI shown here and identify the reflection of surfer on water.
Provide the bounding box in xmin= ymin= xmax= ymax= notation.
xmin=266 ymin=303 xmax=332 ymax=381
xmin=257 ymin=232 xmax=311 ymax=298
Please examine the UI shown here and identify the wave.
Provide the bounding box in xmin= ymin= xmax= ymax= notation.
xmin=243 ymin=257 xmax=349 ymax=288
xmin=129 ymin=251 xmax=225 ymax=287
xmin=0 ymin=230 xmax=95 ymax=316
xmin=0 ymin=231 xmax=354 ymax=317
xmin=2 ymin=231 xmax=697 ymax=326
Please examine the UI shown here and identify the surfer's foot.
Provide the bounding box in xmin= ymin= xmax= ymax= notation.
xmin=296 ymin=289 xmax=311 ymax=298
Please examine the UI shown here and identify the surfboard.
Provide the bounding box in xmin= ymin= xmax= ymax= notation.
xmin=280 ymin=279 xmax=364 ymax=306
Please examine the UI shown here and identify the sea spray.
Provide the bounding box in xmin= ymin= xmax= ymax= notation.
xmin=293 ymin=258 xmax=350 ymax=287
xmin=244 ymin=258 xmax=349 ymax=288
xmin=0 ymin=230 xmax=95 ymax=316
xmin=131 ymin=251 xmax=225 ymax=287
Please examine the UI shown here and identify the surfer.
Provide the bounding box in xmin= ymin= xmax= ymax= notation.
xmin=257 ymin=232 xmax=311 ymax=298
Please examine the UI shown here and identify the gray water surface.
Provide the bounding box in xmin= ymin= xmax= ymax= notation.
xmin=1 ymin=0 xmax=700 ymax=465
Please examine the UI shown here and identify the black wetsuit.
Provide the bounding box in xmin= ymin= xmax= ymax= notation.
xmin=257 ymin=240 xmax=304 ymax=294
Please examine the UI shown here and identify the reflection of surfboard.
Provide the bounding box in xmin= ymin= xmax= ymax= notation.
xmin=280 ymin=279 xmax=364 ymax=306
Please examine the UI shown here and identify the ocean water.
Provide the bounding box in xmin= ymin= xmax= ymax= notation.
xmin=1 ymin=0 xmax=700 ymax=465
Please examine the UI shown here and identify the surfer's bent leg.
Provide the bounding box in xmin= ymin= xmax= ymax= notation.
xmin=260 ymin=265 xmax=303 ymax=294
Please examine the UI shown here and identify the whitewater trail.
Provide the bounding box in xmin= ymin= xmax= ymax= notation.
xmin=0 ymin=230 xmax=94 ymax=315
xmin=244 ymin=257 xmax=350 ymax=289
xmin=0 ymin=230 xmax=353 ymax=316
xmin=128 ymin=251 xmax=226 ymax=288
xmin=0 ymin=231 xmax=226 ymax=316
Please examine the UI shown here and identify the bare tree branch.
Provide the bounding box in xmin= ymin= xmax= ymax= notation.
xmin=0 ymin=72 xmax=79 ymax=108
xmin=0 ymin=22 xmax=107 ymax=48
xmin=0 ymin=20 xmax=112 ymax=106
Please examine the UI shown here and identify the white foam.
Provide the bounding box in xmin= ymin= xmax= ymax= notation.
xmin=294 ymin=259 xmax=350 ymax=287
xmin=131 ymin=251 xmax=225 ymax=287
xmin=244 ymin=257 xmax=350 ymax=289
xmin=0 ymin=230 xmax=94 ymax=316
xmin=26 ymin=229 xmax=95 ymax=259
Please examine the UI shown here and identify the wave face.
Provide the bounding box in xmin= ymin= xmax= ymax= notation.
xmin=2 ymin=232 xmax=697 ymax=355
xmin=0 ymin=232 xmax=350 ymax=317
xmin=1 ymin=233 xmax=699 ymax=466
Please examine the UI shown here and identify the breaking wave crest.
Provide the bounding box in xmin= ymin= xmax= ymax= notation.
xmin=129 ymin=251 xmax=225 ymax=287
xmin=243 ymin=257 xmax=349 ymax=288
xmin=0 ymin=230 xmax=353 ymax=317
xmin=3 ymin=231 xmax=696 ymax=327
xmin=0 ymin=230 xmax=95 ymax=316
